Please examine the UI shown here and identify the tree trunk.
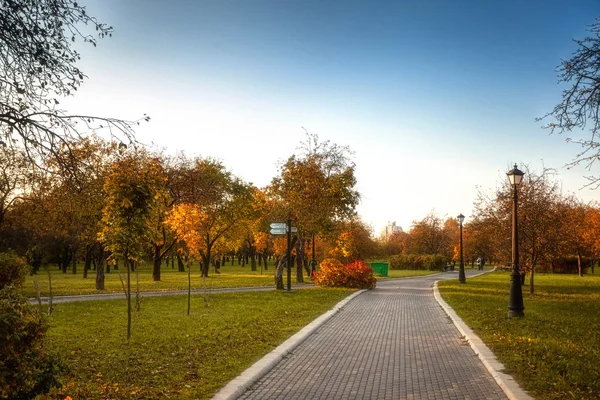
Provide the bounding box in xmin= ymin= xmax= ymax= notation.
xmin=202 ymin=238 xmax=211 ymax=277
xmin=263 ymin=254 xmax=268 ymax=271
xmin=71 ymin=251 xmax=77 ymax=275
xmin=152 ymin=245 xmax=162 ymax=281
xmin=275 ymin=255 xmax=286 ymax=290
xmin=577 ymin=252 xmax=583 ymax=277
xmin=295 ymin=239 xmax=305 ymax=283
xmin=177 ymin=255 xmax=185 ymax=272
xmin=83 ymin=251 xmax=92 ymax=279
xmin=530 ymin=258 xmax=535 ymax=295
xmin=96 ymin=257 xmax=105 ymax=290
xmin=125 ymin=249 xmax=131 ymax=341
xmin=250 ymin=247 xmax=257 ymax=272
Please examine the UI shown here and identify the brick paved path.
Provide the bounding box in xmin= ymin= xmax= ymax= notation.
xmin=238 ymin=271 xmax=507 ymax=400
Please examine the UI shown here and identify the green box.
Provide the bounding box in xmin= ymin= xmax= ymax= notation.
xmin=370 ymin=262 xmax=389 ymax=277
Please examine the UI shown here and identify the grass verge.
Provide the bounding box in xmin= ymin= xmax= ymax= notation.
xmin=23 ymin=262 xmax=288 ymax=297
xmin=24 ymin=262 xmax=440 ymax=297
xmin=438 ymin=271 xmax=600 ymax=399
xmin=39 ymin=288 xmax=354 ymax=399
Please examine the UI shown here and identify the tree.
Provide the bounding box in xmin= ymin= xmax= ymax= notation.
xmin=175 ymin=157 xmax=253 ymax=277
xmin=473 ymin=166 xmax=566 ymax=292
xmin=407 ymin=212 xmax=446 ymax=255
xmin=0 ymin=0 xmax=148 ymax=174
xmin=582 ymin=203 xmax=600 ymax=272
xmin=330 ymin=219 xmax=377 ymax=262
xmin=270 ymin=133 xmax=360 ymax=282
xmin=98 ymin=152 xmax=164 ymax=340
xmin=540 ymin=18 xmax=600 ymax=187
xmin=164 ymin=203 xmax=206 ymax=314
xmin=0 ymin=147 xmax=30 ymax=238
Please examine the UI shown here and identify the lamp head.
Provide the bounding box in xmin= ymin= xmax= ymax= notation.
xmin=507 ymin=164 xmax=524 ymax=186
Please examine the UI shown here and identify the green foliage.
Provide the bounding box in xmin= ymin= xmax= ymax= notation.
xmin=438 ymin=271 xmax=600 ymax=399
xmin=41 ymin=289 xmax=353 ymax=399
xmin=389 ymin=254 xmax=446 ymax=271
xmin=0 ymin=286 xmax=64 ymax=399
xmin=99 ymin=153 xmax=165 ymax=262
xmin=0 ymin=251 xmax=28 ymax=289
xmin=314 ymin=259 xmax=376 ymax=289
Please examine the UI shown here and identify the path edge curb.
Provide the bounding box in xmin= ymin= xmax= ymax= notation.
xmin=433 ymin=281 xmax=533 ymax=400
xmin=211 ymin=289 xmax=367 ymax=400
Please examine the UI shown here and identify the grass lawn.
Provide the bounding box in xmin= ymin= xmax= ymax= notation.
xmin=39 ymin=288 xmax=355 ymax=399
xmin=380 ymin=269 xmax=440 ymax=279
xmin=438 ymin=271 xmax=600 ymax=400
xmin=23 ymin=260 xmax=288 ymax=297
xmin=23 ymin=261 xmax=439 ymax=298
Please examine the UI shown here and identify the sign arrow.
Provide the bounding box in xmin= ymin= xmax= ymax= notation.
xmin=270 ymin=222 xmax=286 ymax=229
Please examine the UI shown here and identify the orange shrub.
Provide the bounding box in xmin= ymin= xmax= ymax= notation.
xmin=314 ymin=259 xmax=376 ymax=289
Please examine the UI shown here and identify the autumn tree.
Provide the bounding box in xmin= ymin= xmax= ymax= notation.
xmin=0 ymin=147 xmax=30 ymax=239
xmin=270 ymin=133 xmax=360 ymax=282
xmin=330 ymin=219 xmax=377 ymax=262
xmin=556 ymin=196 xmax=590 ymax=277
xmin=98 ymin=153 xmax=164 ymax=340
xmin=165 ymin=203 xmax=206 ymax=314
xmin=462 ymin=217 xmax=497 ymax=267
xmin=540 ymin=18 xmax=600 ymax=187
xmin=175 ymin=156 xmax=253 ymax=277
xmin=40 ymin=137 xmax=121 ymax=284
xmin=473 ymin=166 xmax=568 ymax=292
xmin=140 ymin=152 xmax=176 ymax=282
xmin=407 ymin=212 xmax=447 ymax=255
xmin=582 ymin=204 xmax=600 ymax=272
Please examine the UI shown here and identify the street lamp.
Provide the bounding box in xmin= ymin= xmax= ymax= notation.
xmin=457 ymin=213 xmax=466 ymax=284
xmin=507 ymin=164 xmax=525 ymax=317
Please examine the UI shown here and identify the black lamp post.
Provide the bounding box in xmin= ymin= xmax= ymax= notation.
xmin=457 ymin=213 xmax=466 ymax=284
xmin=507 ymin=164 xmax=525 ymax=317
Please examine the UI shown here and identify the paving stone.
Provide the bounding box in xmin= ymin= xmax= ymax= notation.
xmin=238 ymin=271 xmax=507 ymax=400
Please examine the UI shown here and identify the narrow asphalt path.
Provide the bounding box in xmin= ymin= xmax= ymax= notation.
xmin=29 ymin=284 xmax=314 ymax=304
xmin=233 ymin=270 xmax=508 ymax=400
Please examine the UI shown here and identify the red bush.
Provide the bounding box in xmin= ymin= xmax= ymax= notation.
xmin=314 ymin=259 xmax=376 ymax=289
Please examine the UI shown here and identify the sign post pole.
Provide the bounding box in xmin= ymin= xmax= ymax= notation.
xmin=286 ymin=219 xmax=292 ymax=292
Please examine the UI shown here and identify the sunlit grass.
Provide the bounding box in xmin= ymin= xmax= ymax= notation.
xmin=382 ymin=269 xmax=440 ymax=278
xmin=438 ymin=271 xmax=600 ymax=399
xmin=23 ymin=260 xmax=441 ymax=297
xmin=23 ymin=260 xmax=291 ymax=297
xmin=39 ymin=288 xmax=355 ymax=399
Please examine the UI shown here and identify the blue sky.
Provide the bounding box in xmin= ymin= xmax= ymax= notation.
xmin=66 ymin=0 xmax=600 ymax=234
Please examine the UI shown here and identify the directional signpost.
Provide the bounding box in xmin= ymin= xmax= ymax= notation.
xmin=270 ymin=223 xmax=297 ymax=235
xmin=270 ymin=222 xmax=286 ymax=235
xmin=270 ymin=221 xmax=297 ymax=291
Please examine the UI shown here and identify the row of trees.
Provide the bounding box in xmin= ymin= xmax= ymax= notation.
xmin=380 ymin=166 xmax=600 ymax=292
xmin=0 ymin=133 xmax=368 ymax=284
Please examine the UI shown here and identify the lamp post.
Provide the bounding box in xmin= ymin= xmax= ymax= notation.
xmin=507 ymin=164 xmax=525 ymax=317
xmin=457 ymin=213 xmax=466 ymax=284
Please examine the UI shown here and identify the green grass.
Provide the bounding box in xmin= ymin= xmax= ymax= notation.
xmin=438 ymin=271 xmax=600 ymax=399
xmin=380 ymin=269 xmax=440 ymax=278
xmin=39 ymin=288 xmax=354 ymax=399
xmin=23 ymin=261 xmax=289 ymax=297
xmin=24 ymin=261 xmax=438 ymax=297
